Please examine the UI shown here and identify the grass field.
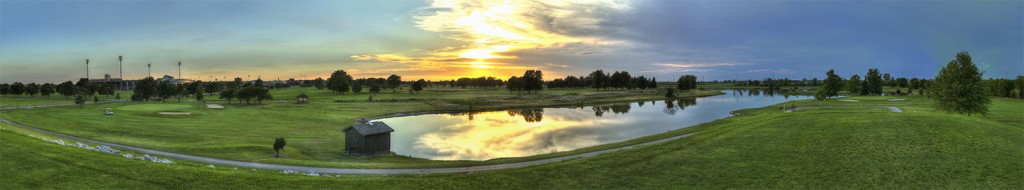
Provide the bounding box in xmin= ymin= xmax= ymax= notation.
xmin=0 ymin=87 xmax=723 ymax=168
xmin=0 ymin=91 xmax=133 ymax=107
xmin=3 ymin=92 xmax=1021 ymax=189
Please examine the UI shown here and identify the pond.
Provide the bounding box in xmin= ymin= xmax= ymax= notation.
xmin=375 ymin=89 xmax=811 ymax=161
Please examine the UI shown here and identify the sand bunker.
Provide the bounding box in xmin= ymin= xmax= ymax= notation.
xmin=839 ymin=99 xmax=860 ymax=102
xmin=887 ymin=98 xmax=906 ymax=101
xmin=158 ymin=112 xmax=192 ymax=115
xmin=206 ymin=104 xmax=224 ymax=109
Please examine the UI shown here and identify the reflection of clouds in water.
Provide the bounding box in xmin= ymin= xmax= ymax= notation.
xmin=411 ymin=110 xmax=626 ymax=160
xmin=384 ymin=90 xmax=812 ymax=160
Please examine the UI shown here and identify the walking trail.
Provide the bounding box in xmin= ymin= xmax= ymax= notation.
xmin=0 ymin=117 xmax=692 ymax=175
xmin=785 ymin=106 xmax=903 ymax=113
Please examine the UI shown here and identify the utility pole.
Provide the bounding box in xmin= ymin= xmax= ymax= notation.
xmin=85 ymin=59 xmax=90 ymax=79
xmin=118 ymin=56 xmax=123 ymax=79
xmin=178 ymin=61 xmax=182 ymax=81
xmin=147 ymin=63 xmax=151 ymax=78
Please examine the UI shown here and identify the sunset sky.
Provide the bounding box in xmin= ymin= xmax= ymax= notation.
xmin=1 ymin=0 xmax=1021 ymax=83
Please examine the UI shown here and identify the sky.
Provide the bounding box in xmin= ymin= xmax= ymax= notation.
xmin=1 ymin=0 xmax=1021 ymax=84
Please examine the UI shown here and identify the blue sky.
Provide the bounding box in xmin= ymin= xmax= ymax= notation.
xmin=1 ymin=0 xmax=1021 ymax=83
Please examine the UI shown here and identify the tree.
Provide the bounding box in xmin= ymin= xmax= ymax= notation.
xmin=665 ymin=88 xmax=676 ymax=97
xmin=25 ymin=83 xmax=39 ymax=97
xmin=865 ymin=68 xmax=883 ymax=95
xmin=93 ymin=96 xmax=99 ymax=103
xmin=506 ymin=76 xmax=521 ymax=93
xmin=327 ymin=70 xmax=353 ymax=93
xmin=57 ymin=81 xmax=75 ymax=99
xmin=115 ymin=93 xmax=121 ymax=100
xmin=75 ymin=78 xmax=94 ymax=97
xmin=369 ymin=85 xmax=381 ymax=93
xmin=155 ymin=81 xmax=177 ymax=101
xmin=254 ymin=87 xmax=273 ymax=104
xmin=351 ymin=84 xmax=363 ymax=94
xmin=895 ymin=77 xmax=909 ymax=88
xmin=523 ymin=70 xmax=543 ymax=93
xmin=676 ymin=75 xmax=697 ymax=90
xmin=40 ymin=83 xmax=55 ymax=98
xmin=194 ymin=83 xmax=205 ymax=102
xmin=273 ymin=137 xmax=287 ymax=158
xmin=815 ymin=69 xmax=843 ymax=100
xmin=219 ymin=88 xmax=237 ymax=104
xmin=846 ymin=74 xmax=862 ymax=95
xmin=610 ymin=71 xmax=632 ymax=90
xmin=312 ymin=77 xmax=325 ymax=89
xmin=386 ymin=74 xmax=402 ymax=92
xmin=1016 ymin=75 xmax=1024 ymax=99
xmin=931 ymin=51 xmax=989 ymax=116
xmin=412 ymin=79 xmax=426 ymax=93
xmin=588 ymin=70 xmax=609 ymax=90
xmin=10 ymin=82 xmax=25 ymax=97
xmin=0 ymin=83 xmax=9 ymax=97
xmin=74 ymin=93 xmax=85 ymax=106
xmin=132 ymin=77 xmax=158 ymax=101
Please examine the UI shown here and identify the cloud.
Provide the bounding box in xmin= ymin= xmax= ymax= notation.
xmin=653 ymin=62 xmax=745 ymax=68
xmin=351 ymin=0 xmax=633 ymax=76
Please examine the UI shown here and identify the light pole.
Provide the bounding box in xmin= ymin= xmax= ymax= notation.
xmin=85 ymin=59 xmax=90 ymax=79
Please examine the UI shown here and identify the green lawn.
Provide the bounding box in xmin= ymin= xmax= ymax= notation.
xmin=3 ymin=94 xmax=1021 ymax=189
xmin=0 ymin=87 xmax=722 ymax=168
xmin=0 ymin=91 xmax=133 ymax=107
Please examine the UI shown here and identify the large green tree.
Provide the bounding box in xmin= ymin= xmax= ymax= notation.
xmin=412 ymin=79 xmax=426 ymax=93
xmin=864 ymin=68 xmax=883 ymax=95
xmin=25 ymin=83 xmax=39 ymax=97
xmin=132 ymin=77 xmax=158 ymax=101
xmin=386 ymin=74 xmax=402 ymax=92
xmin=676 ymin=75 xmax=697 ymax=90
xmin=815 ymin=69 xmax=844 ymax=100
xmin=588 ymin=70 xmax=609 ymax=90
xmin=57 ymin=81 xmax=75 ymax=99
xmin=327 ymin=70 xmax=353 ymax=93
xmin=1016 ymin=75 xmax=1024 ymax=99
xmin=931 ymin=51 xmax=989 ymax=116
xmin=10 ymin=82 xmax=25 ymax=97
xmin=845 ymin=74 xmax=861 ymax=95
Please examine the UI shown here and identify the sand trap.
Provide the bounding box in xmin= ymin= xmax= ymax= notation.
xmin=839 ymin=99 xmax=860 ymax=102
xmin=887 ymin=98 xmax=906 ymax=101
xmin=206 ymin=104 xmax=224 ymax=109
xmin=158 ymin=112 xmax=192 ymax=115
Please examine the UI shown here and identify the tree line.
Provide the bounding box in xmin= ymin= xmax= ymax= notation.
xmin=813 ymin=51 xmax=1023 ymax=116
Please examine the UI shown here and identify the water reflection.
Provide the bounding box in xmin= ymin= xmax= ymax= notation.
xmin=376 ymin=90 xmax=811 ymax=160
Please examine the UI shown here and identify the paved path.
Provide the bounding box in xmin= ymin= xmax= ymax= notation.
xmin=0 ymin=117 xmax=692 ymax=175
xmin=785 ymin=106 xmax=903 ymax=113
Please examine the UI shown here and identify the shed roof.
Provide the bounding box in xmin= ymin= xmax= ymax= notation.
xmin=297 ymin=93 xmax=309 ymax=98
xmin=344 ymin=121 xmax=394 ymax=136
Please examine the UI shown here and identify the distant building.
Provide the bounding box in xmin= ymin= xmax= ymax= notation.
xmin=296 ymin=94 xmax=309 ymax=104
xmin=344 ymin=119 xmax=394 ymax=155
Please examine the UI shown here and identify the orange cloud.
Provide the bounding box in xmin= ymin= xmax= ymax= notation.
xmin=350 ymin=0 xmax=632 ymax=79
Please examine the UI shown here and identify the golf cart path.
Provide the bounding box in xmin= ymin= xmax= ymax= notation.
xmin=786 ymin=106 xmax=903 ymax=113
xmin=0 ymin=117 xmax=691 ymax=175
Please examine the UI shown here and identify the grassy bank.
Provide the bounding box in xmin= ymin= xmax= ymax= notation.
xmin=3 ymin=95 xmax=1021 ymax=189
xmin=0 ymin=87 xmax=721 ymax=168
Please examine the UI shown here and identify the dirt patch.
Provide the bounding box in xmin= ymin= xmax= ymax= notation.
xmin=157 ymin=112 xmax=192 ymax=115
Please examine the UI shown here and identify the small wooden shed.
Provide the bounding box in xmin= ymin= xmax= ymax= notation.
xmin=296 ymin=94 xmax=309 ymax=104
xmin=343 ymin=119 xmax=394 ymax=155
